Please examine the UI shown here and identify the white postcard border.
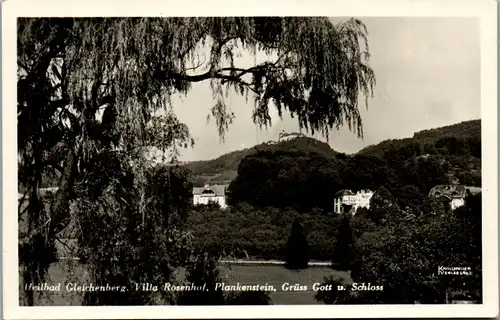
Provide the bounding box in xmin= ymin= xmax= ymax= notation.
xmin=2 ymin=0 xmax=498 ymax=319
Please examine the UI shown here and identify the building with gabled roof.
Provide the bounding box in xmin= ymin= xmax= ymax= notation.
xmin=192 ymin=184 xmax=228 ymax=208
xmin=334 ymin=189 xmax=373 ymax=214
xmin=335 ymin=189 xmax=355 ymax=197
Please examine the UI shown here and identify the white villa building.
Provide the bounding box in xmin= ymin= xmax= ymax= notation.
xmin=192 ymin=184 xmax=228 ymax=208
xmin=333 ymin=189 xmax=374 ymax=214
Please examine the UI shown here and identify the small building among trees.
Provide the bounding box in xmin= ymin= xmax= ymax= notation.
xmin=192 ymin=184 xmax=228 ymax=208
xmin=333 ymin=189 xmax=374 ymax=214
xmin=278 ymin=130 xmax=305 ymax=142
xmin=428 ymin=184 xmax=481 ymax=211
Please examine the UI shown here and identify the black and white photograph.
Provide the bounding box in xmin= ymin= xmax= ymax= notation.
xmin=3 ymin=0 xmax=498 ymax=319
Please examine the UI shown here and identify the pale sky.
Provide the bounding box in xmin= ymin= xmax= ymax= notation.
xmin=170 ymin=17 xmax=480 ymax=162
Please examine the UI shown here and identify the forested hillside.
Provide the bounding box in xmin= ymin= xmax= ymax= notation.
xmin=357 ymin=119 xmax=480 ymax=157
xmin=185 ymin=119 xmax=480 ymax=188
xmin=185 ymin=136 xmax=337 ymax=186
xmin=226 ymin=119 xmax=481 ymax=212
xmin=358 ymin=119 xmax=481 ymax=187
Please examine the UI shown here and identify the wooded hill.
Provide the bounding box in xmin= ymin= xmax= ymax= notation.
xmin=357 ymin=119 xmax=480 ymax=157
xmin=185 ymin=136 xmax=337 ymax=186
xmin=187 ymin=119 xmax=481 ymax=187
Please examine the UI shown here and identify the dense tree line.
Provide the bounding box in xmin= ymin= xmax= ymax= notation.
xmin=227 ymin=134 xmax=474 ymax=212
xmin=187 ymin=203 xmax=343 ymax=261
xmin=332 ymin=215 xmax=356 ymax=271
xmin=227 ymin=150 xmax=344 ymax=212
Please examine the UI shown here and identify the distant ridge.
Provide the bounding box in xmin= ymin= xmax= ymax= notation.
xmin=357 ymin=119 xmax=480 ymax=157
xmin=184 ymin=134 xmax=337 ymax=186
xmin=185 ymin=120 xmax=480 ymax=186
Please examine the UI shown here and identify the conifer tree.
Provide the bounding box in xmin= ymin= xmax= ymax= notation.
xmin=284 ymin=218 xmax=309 ymax=269
xmin=332 ymin=215 xmax=355 ymax=270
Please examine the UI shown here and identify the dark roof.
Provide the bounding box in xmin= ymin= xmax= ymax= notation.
xmin=335 ymin=189 xmax=355 ymax=197
xmin=434 ymin=195 xmax=452 ymax=202
xmin=193 ymin=184 xmax=227 ymax=196
xmin=428 ymin=185 xmax=467 ymax=199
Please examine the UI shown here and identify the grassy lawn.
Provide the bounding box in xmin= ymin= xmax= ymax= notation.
xmin=20 ymin=263 xmax=350 ymax=305
xmin=217 ymin=264 xmax=350 ymax=304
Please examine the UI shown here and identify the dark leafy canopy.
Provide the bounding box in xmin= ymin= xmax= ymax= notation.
xmin=187 ymin=118 xmax=480 ymax=190
xmin=228 ymin=149 xmax=344 ymax=212
xmin=227 ymin=145 xmax=450 ymax=213
xmin=358 ymin=119 xmax=481 ymax=158
xmin=351 ymin=193 xmax=482 ymax=304
xmin=18 ymin=17 xmax=375 ymax=152
xmin=402 ymin=157 xmax=449 ymax=195
xmin=315 ymin=193 xmax=482 ymax=305
xmin=187 ymin=205 xmax=342 ymax=261
xmin=146 ymin=165 xmax=194 ymax=227
xmin=364 ymin=186 xmax=400 ymax=225
xmin=18 ymin=17 xmax=375 ymax=306
xmin=394 ymin=184 xmax=423 ymax=209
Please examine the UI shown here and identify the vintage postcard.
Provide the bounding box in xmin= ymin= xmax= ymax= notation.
xmin=2 ymin=0 xmax=498 ymax=318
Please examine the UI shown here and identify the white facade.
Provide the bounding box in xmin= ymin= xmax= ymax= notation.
xmin=193 ymin=194 xmax=227 ymax=208
xmin=192 ymin=185 xmax=228 ymax=209
xmin=450 ymin=198 xmax=465 ymax=211
xmin=334 ymin=190 xmax=373 ymax=214
xmin=355 ymin=190 xmax=373 ymax=209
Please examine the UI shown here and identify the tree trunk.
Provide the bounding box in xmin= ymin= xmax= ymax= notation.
xmin=49 ymin=148 xmax=78 ymax=237
xmin=21 ymin=150 xmax=78 ymax=306
xmin=22 ymin=269 xmax=34 ymax=306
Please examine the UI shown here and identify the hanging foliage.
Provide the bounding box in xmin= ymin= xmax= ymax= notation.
xmin=17 ymin=17 xmax=376 ymax=305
